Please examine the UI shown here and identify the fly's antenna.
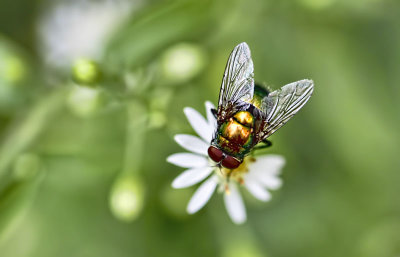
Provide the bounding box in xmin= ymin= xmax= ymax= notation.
xmin=216 ymin=163 xmax=223 ymax=175
xmin=210 ymin=163 xmax=221 ymax=169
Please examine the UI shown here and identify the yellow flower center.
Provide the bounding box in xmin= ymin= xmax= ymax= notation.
xmin=217 ymin=156 xmax=256 ymax=193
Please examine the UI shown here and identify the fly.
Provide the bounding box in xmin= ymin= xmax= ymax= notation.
xmin=208 ymin=42 xmax=314 ymax=169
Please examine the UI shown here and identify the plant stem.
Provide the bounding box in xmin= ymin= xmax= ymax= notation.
xmin=122 ymin=100 xmax=148 ymax=175
xmin=0 ymin=89 xmax=66 ymax=179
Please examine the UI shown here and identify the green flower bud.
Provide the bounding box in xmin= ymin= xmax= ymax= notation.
xmin=109 ymin=175 xmax=145 ymax=222
xmin=0 ymin=56 xmax=26 ymax=85
xmin=222 ymin=242 xmax=265 ymax=257
xmin=148 ymin=111 xmax=167 ymax=129
xmin=0 ymin=39 xmax=27 ymax=88
xmin=160 ymin=43 xmax=207 ymax=84
xmin=221 ymin=236 xmax=265 ymax=257
xmin=72 ymin=58 xmax=101 ymax=86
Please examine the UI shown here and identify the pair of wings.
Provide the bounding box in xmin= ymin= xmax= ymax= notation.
xmin=217 ymin=42 xmax=314 ymax=141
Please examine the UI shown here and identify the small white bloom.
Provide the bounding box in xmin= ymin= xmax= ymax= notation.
xmin=37 ymin=0 xmax=139 ymax=69
xmin=167 ymin=101 xmax=285 ymax=224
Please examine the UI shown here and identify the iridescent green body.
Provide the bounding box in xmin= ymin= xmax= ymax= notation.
xmin=214 ymin=85 xmax=269 ymax=159
xmin=210 ymin=42 xmax=314 ymax=170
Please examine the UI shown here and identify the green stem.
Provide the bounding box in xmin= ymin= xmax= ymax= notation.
xmin=0 ymin=89 xmax=66 ymax=178
xmin=122 ymin=100 xmax=148 ymax=175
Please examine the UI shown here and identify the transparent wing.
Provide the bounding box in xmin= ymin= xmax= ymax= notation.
xmin=217 ymin=42 xmax=254 ymax=121
xmin=260 ymin=79 xmax=314 ymax=139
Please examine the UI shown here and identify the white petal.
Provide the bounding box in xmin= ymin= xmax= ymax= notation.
xmin=184 ymin=107 xmax=213 ymax=143
xmin=187 ymin=175 xmax=218 ymax=214
xmin=205 ymin=101 xmax=217 ymax=130
xmin=174 ymin=134 xmax=209 ymax=156
xmin=167 ymin=153 xmax=208 ymax=168
xmin=249 ymin=155 xmax=285 ymax=175
xmin=172 ymin=167 xmax=213 ymax=189
xmin=246 ymin=168 xmax=283 ymax=190
xmin=244 ymin=178 xmax=272 ymax=202
xmin=224 ymin=183 xmax=246 ymax=224
xmin=257 ymin=175 xmax=282 ymax=190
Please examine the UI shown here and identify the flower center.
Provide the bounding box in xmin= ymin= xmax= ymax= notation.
xmin=215 ymin=156 xmax=256 ymax=193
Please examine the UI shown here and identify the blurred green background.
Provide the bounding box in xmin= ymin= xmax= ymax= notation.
xmin=0 ymin=0 xmax=399 ymax=256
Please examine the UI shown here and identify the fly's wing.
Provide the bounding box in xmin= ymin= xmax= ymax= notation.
xmin=260 ymin=79 xmax=314 ymax=139
xmin=217 ymin=42 xmax=254 ymax=122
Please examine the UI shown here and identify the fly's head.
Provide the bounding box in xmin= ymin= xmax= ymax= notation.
xmin=207 ymin=145 xmax=242 ymax=169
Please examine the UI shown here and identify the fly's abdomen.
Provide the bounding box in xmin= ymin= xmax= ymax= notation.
xmin=216 ymin=111 xmax=255 ymax=155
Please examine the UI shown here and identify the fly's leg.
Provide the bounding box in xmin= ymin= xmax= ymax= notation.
xmin=211 ymin=108 xmax=217 ymax=119
xmin=253 ymin=139 xmax=272 ymax=151
xmin=263 ymin=139 xmax=272 ymax=147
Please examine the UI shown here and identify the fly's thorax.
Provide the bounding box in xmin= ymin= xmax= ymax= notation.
xmin=234 ymin=111 xmax=254 ymax=127
xmin=214 ymin=110 xmax=255 ymax=157
xmin=220 ymin=111 xmax=255 ymax=144
xmin=220 ymin=119 xmax=252 ymax=144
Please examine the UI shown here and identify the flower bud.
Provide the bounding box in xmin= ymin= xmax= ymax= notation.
xmin=160 ymin=43 xmax=207 ymax=84
xmin=72 ymin=58 xmax=101 ymax=86
xmin=221 ymin=236 xmax=264 ymax=257
xmin=109 ymin=175 xmax=145 ymax=222
xmin=0 ymin=55 xmax=26 ymax=85
xmin=0 ymin=40 xmax=27 ymax=93
xmin=148 ymin=110 xmax=167 ymax=129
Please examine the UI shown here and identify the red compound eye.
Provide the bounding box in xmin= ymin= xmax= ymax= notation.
xmin=221 ymin=155 xmax=241 ymax=169
xmin=208 ymin=146 xmax=223 ymax=163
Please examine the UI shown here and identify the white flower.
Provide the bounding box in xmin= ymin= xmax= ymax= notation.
xmin=37 ymin=0 xmax=139 ymax=68
xmin=167 ymin=101 xmax=285 ymax=224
